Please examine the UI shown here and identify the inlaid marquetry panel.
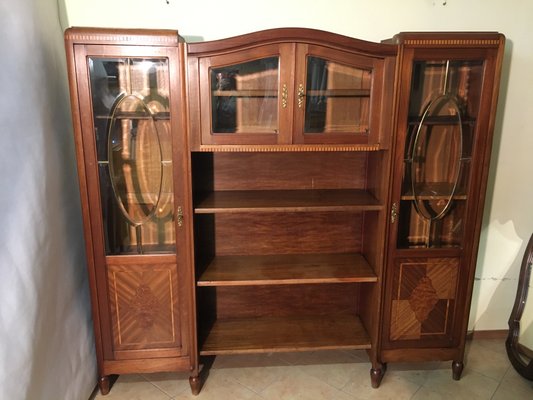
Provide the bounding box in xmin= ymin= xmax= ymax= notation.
xmin=107 ymin=263 xmax=181 ymax=352
xmin=389 ymin=258 xmax=459 ymax=342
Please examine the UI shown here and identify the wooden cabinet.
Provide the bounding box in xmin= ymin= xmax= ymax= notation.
xmin=187 ymin=29 xmax=396 ymax=150
xmin=64 ymin=27 xmax=504 ymax=395
xmin=64 ymin=28 xmax=199 ymax=395
xmin=380 ymin=32 xmax=506 ymax=381
xmin=186 ymin=31 xmax=396 ymax=389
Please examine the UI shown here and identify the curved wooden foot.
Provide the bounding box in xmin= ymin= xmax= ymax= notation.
xmin=98 ymin=375 xmax=110 ymax=395
xmin=452 ymin=360 xmax=464 ymax=380
xmin=370 ymin=363 xmax=387 ymax=388
xmin=189 ymin=375 xmax=202 ymax=396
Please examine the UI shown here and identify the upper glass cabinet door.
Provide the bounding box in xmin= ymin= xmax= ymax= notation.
xmin=89 ymin=57 xmax=176 ymax=255
xmin=211 ymin=57 xmax=279 ymax=134
xmin=293 ymin=45 xmax=385 ymax=145
xmin=304 ymin=56 xmax=371 ymax=134
xmin=397 ymin=60 xmax=484 ymax=248
xmin=198 ymin=44 xmax=293 ymax=146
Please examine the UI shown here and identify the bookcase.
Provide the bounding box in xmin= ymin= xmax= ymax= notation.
xmin=64 ymin=27 xmax=504 ymax=395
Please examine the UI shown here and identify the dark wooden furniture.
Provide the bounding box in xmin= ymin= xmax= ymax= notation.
xmin=64 ymin=28 xmax=505 ymax=395
xmin=64 ymin=28 xmax=199 ymax=394
xmin=506 ymin=233 xmax=533 ymax=380
xmin=379 ymin=32 xmax=505 ymax=386
xmin=187 ymin=30 xmax=396 ymax=389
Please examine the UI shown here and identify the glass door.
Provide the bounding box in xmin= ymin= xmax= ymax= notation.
xmin=384 ymin=55 xmax=486 ymax=348
xmin=89 ymin=57 xmax=176 ymax=255
xmin=397 ymin=60 xmax=483 ymax=249
xmin=198 ymin=44 xmax=293 ymax=146
xmin=74 ymin=44 xmax=190 ymax=359
xmin=293 ymin=45 xmax=386 ymax=144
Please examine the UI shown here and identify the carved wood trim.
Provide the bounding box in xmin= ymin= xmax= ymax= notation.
xmin=64 ymin=28 xmax=179 ymax=46
xmin=403 ymin=39 xmax=500 ymax=46
xmin=197 ymin=144 xmax=381 ymax=152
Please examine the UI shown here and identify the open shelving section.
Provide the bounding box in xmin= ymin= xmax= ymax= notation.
xmin=191 ymin=149 xmax=389 ymax=357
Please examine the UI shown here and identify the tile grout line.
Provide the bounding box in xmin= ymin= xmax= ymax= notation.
xmin=409 ymin=384 xmax=424 ymax=399
xmin=227 ymin=371 xmax=270 ymax=399
xmin=489 ymin=365 xmax=511 ymax=400
xmin=140 ymin=374 xmax=180 ymax=399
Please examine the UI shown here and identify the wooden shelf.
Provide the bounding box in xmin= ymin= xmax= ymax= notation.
xmin=200 ymin=315 xmax=371 ymax=355
xmin=212 ymin=89 xmax=277 ymax=97
xmin=197 ymin=253 xmax=377 ymax=286
xmin=307 ymin=89 xmax=370 ymax=97
xmin=401 ymin=183 xmax=467 ymax=200
xmin=194 ymin=189 xmax=382 ymax=213
xmin=95 ymin=111 xmax=170 ymax=120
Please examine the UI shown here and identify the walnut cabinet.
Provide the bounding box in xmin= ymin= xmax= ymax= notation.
xmin=379 ymin=32 xmax=506 ymax=380
xmin=64 ymin=28 xmax=505 ymax=395
xmin=64 ymin=29 xmax=198 ymax=394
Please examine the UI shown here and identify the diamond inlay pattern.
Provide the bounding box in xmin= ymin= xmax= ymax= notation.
xmin=390 ymin=258 xmax=459 ymax=341
xmin=409 ymin=276 xmax=439 ymax=322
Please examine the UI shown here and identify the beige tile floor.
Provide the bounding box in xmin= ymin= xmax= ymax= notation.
xmin=92 ymin=339 xmax=533 ymax=400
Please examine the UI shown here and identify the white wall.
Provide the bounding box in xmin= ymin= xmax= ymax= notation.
xmin=0 ymin=0 xmax=96 ymax=399
xmin=62 ymin=0 xmax=533 ymax=333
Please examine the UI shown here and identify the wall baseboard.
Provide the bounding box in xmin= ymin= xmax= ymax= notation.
xmin=466 ymin=329 xmax=508 ymax=340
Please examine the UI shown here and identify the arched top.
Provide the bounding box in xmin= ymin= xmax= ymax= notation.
xmin=187 ymin=28 xmax=397 ymax=57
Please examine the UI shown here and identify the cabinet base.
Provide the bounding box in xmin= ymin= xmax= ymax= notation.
xmin=98 ymin=375 xmax=118 ymax=395
xmin=98 ymin=376 xmax=110 ymax=395
xmin=189 ymin=375 xmax=202 ymax=396
xmin=370 ymin=363 xmax=387 ymax=388
xmin=452 ymin=360 xmax=464 ymax=380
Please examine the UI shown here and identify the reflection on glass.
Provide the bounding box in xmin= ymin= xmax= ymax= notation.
xmin=89 ymin=58 xmax=175 ymax=255
xmin=305 ymin=56 xmax=371 ymax=134
xmin=211 ymin=57 xmax=279 ymax=134
xmin=398 ymin=60 xmax=483 ymax=248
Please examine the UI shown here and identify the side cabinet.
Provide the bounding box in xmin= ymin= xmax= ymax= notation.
xmin=64 ymin=28 xmax=199 ymax=395
xmin=380 ymin=33 xmax=505 ymax=379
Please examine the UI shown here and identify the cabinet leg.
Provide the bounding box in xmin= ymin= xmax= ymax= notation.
xmin=452 ymin=360 xmax=464 ymax=380
xmin=189 ymin=374 xmax=202 ymax=396
xmin=98 ymin=375 xmax=111 ymax=395
xmin=370 ymin=363 xmax=387 ymax=388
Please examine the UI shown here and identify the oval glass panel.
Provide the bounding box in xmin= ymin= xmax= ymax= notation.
xmin=108 ymin=94 xmax=163 ymax=226
xmin=411 ymin=95 xmax=463 ymax=220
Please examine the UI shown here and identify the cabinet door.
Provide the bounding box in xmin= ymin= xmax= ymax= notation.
xmin=396 ymin=57 xmax=484 ymax=249
xmin=73 ymin=45 xmax=192 ymax=360
xmin=196 ymin=44 xmax=294 ymax=146
xmin=293 ymin=44 xmax=387 ymax=145
xmin=384 ymin=44 xmax=503 ymax=350
xmin=387 ymin=257 xmax=460 ymax=347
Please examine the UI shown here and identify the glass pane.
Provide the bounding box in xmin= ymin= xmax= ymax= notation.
xmin=305 ymin=56 xmax=371 ymax=134
xmin=398 ymin=60 xmax=483 ymax=249
xmin=89 ymin=58 xmax=175 ymax=255
xmin=211 ymin=57 xmax=279 ymax=134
